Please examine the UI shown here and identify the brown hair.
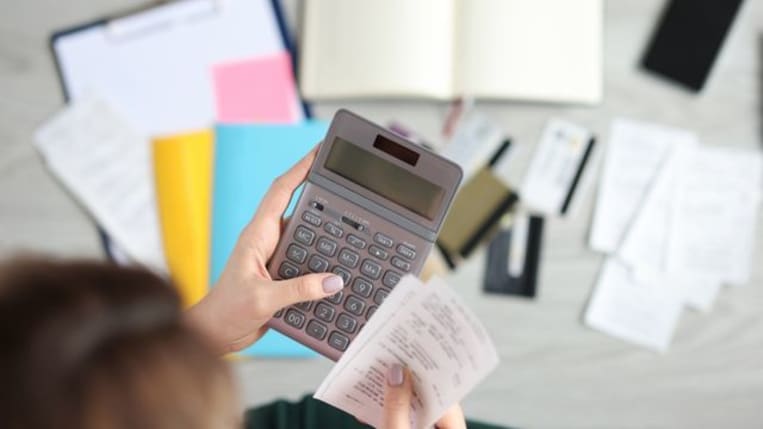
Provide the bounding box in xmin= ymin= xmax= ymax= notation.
xmin=0 ymin=258 xmax=238 ymax=429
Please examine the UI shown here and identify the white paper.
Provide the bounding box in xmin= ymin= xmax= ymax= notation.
xmin=315 ymin=275 xmax=499 ymax=429
xmin=53 ymin=0 xmax=294 ymax=136
xmin=508 ymin=212 xmax=529 ymax=277
xmin=35 ymin=97 xmax=165 ymax=271
xmin=440 ymin=112 xmax=508 ymax=185
xmin=584 ymin=258 xmax=684 ymax=353
xmin=520 ymin=118 xmax=594 ymax=216
xmin=668 ymin=146 xmax=763 ymax=307
xmin=301 ymin=0 xmax=602 ymax=104
xmin=589 ymin=119 xmax=692 ymax=253
xmin=618 ymin=138 xmax=694 ymax=278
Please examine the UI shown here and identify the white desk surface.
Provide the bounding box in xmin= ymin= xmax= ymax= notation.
xmin=1 ymin=1 xmax=762 ymax=427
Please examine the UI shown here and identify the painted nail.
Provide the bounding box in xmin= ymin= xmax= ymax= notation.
xmin=387 ymin=364 xmax=404 ymax=386
xmin=322 ymin=275 xmax=344 ymax=294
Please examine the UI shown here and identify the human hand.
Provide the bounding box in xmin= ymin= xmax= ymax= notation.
xmin=187 ymin=146 xmax=346 ymax=354
xmin=382 ymin=364 xmax=466 ymax=429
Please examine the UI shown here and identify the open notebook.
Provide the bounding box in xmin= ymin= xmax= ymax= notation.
xmin=300 ymin=0 xmax=602 ymax=104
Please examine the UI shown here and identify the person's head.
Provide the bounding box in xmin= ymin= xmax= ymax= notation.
xmin=0 ymin=258 xmax=239 ymax=429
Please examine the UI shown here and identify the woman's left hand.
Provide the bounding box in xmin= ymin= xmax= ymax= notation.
xmin=187 ymin=146 xmax=346 ymax=354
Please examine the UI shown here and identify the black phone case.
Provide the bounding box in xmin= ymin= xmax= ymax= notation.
xmin=642 ymin=0 xmax=745 ymax=91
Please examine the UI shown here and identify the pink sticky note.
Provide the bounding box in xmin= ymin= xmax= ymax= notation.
xmin=213 ymin=51 xmax=301 ymax=124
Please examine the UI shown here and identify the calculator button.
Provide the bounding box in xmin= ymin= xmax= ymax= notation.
xmin=351 ymin=277 xmax=374 ymax=298
xmin=306 ymin=320 xmax=328 ymax=340
xmin=332 ymin=266 xmax=352 ymax=285
xmin=360 ymin=259 xmax=382 ymax=280
xmin=314 ymin=302 xmax=336 ymax=322
xmin=326 ymin=290 xmax=344 ymax=304
xmin=316 ymin=237 xmax=338 ymax=257
xmin=346 ymin=234 xmax=367 ymax=249
xmin=302 ymin=211 xmax=322 ymax=227
xmin=284 ymin=309 xmax=306 ymax=329
xmin=338 ymin=248 xmax=360 ymax=268
xmin=308 ymin=255 xmax=330 ymax=273
xmin=382 ymin=270 xmax=402 ymax=288
xmin=368 ymin=245 xmax=389 ymax=261
xmin=374 ymin=233 xmax=394 ymax=248
xmin=294 ymin=226 xmax=316 ymax=246
xmin=396 ymin=244 xmax=416 ymax=260
xmin=344 ymin=295 xmax=366 ymax=316
xmin=390 ymin=256 xmax=411 ymax=272
xmin=278 ymin=262 xmax=300 ymax=279
xmin=336 ymin=314 xmax=357 ymax=334
xmin=374 ymin=288 xmax=390 ymax=305
xmin=366 ymin=306 xmax=377 ymax=319
xmin=295 ymin=301 xmax=313 ymax=312
xmin=286 ymin=244 xmax=308 ymax=264
xmin=324 ymin=223 xmax=344 ymax=238
xmin=328 ymin=331 xmax=350 ymax=351
xmin=310 ymin=201 xmax=324 ymax=211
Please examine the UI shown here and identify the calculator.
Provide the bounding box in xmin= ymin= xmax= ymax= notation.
xmin=267 ymin=109 xmax=462 ymax=361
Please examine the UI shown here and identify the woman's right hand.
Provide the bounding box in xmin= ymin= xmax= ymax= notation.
xmin=382 ymin=364 xmax=466 ymax=429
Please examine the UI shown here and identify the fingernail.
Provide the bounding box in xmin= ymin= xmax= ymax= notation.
xmin=322 ymin=275 xmax=344 ymax=294
xmin=387 ymin=364 xmax=404 ymax=386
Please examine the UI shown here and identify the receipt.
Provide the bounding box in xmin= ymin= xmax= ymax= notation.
xmin=589 ymin=119 xmax=688 ymax=253
xmin=34 ymin=97 xmax=165 ymax=271
xmin=585 ymin=258 xmax=684 ymax=352
xmin=314 ymin=275 xmax=499 ymax=429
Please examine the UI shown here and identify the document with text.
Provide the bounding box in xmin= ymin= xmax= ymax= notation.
xmin=35 ymin=97 xmax=165 ymax=271
xmin=315 ymin=275 xmax=499 ymax=429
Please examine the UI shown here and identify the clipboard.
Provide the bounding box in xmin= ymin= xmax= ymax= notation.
xmin=49 ymin=0 xmax=310 ymax=260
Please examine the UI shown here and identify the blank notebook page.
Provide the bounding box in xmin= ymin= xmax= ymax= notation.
xmin=300 ymin=0 xmax=455 ymax=99
xmin=456 ymin=0 xmax=602 ymax=103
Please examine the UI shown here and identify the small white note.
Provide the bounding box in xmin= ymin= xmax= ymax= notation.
xmin=441 ymin=112 xmax=508 ymax=185
xmin=667 ymin=145 xmax=763 ymax=307
xmin=589 ymin=119 xmax=690 ymax=253
xmin=618 ymin=138 xmax=693 ymax=279
xmin=314 ymin=275 xmax=499 ymax=429
xmin=520 ymin=118 xmax=595 ymax=216
xmin=35 ymin=97 xmax=165 ymax=272
xmin=584 ymin=258 xmax=684 ymax=353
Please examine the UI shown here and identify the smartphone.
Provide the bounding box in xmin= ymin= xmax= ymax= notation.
xmin=642 ymin=0 xmax=745 ymax=91
xmin=266 ymin=109 xmax=463 ymax=360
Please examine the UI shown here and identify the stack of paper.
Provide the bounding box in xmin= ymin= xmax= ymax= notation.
xmin=39 ymin=0 xmax=322 ymax=358
xmin=315 ymin=275 xmax=499 ymax=428
xmin=586 ymin=118 xmax=763 ymax=352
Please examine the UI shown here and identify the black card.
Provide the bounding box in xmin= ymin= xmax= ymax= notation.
xmin=483 ymin=216 xmax=544 ymax=298
xmin=642 ymin=0 xmax=745 ymax=91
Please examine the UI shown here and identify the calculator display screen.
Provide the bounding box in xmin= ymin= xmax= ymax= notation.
xmin=325 ymin=137 xmax=445 ymax=220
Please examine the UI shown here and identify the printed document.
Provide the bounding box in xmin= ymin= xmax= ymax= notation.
xmin=315 ymin=275 xmax=499 ymax=429
xmin=35 ymin=97 xmax=165 ymax=271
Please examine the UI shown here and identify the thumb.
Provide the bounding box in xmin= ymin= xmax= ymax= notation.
xmin=261 ymin=273 xmax=345 ymax=312
xmin=383 ymin=364 xmax=413 ymax=429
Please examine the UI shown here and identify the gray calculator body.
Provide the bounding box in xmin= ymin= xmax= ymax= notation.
xmin=267 ymin=109 xmax=462 ymax=361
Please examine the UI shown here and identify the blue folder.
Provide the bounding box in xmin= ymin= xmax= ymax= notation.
xmin=211 ymin=121 xmax=328 ymax=358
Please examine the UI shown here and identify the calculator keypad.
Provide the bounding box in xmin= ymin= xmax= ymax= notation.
xmin=308 ymin=255 xmax=329 ymax=273
xmin=360 ymin=259 xmax=382 ymax=280
xmin=273 ymin=207 xmax=420 ymax=356
xmin=368 ymin=245 xmax=389 ymax=261
xmin=286 ymin=244 xmax=308 ymax=264
xmin=279 ymin=261 xmax=300 ymax=279
xmin=316 ymin=237 xmax=338 ymax=257
xmin=306 ymin=320 xmax=328 ymax=340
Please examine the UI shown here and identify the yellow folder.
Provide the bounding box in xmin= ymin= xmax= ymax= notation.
xmin=152 ymin=130 xmax=213 ymax=307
